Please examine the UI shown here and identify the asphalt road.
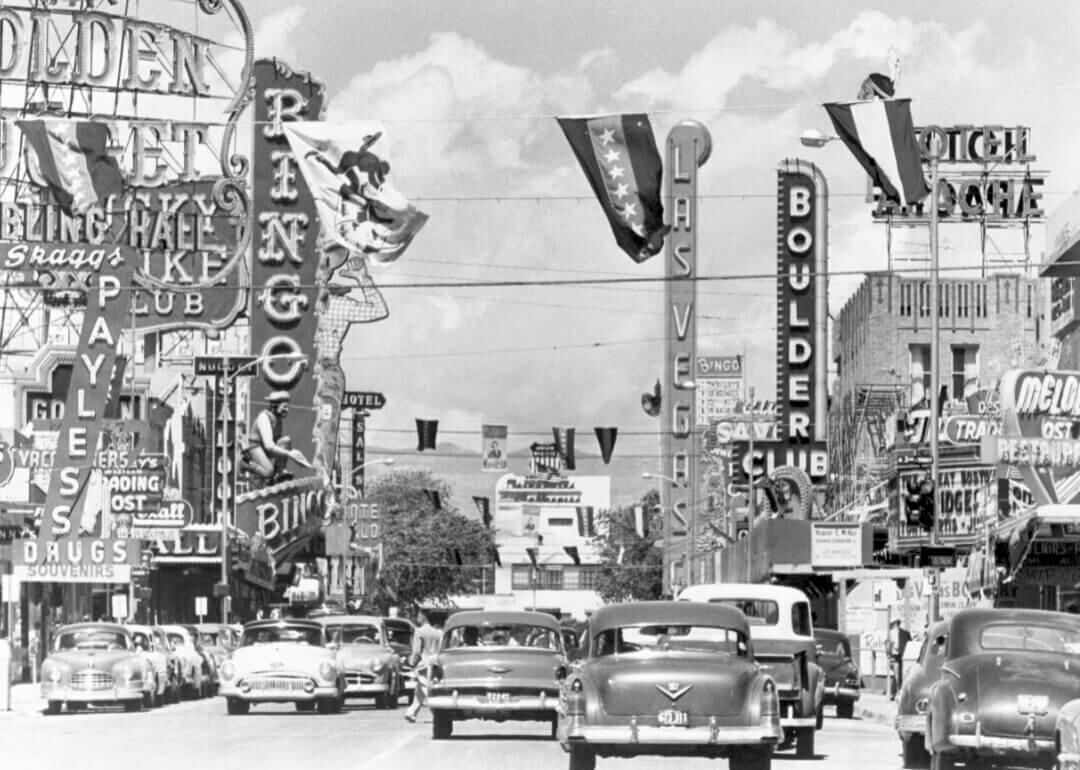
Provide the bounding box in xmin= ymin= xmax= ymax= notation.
xmin=1 ymin=700 xmax=904 ymax=770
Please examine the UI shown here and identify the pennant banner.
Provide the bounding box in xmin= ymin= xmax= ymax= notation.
xmin=530 ymin=442 xmax=561 ymax=476
xmin=575 ymin=506 xmax=596 ymax=538
xmin=823 ymin=98 xmax=929 ymax=205
xmin=416 ymin=419 xmax=438 ymax=452
xmin=473 ymin=496 xmax=492 ymax=529
xmin=552 ymin=427 xmax=576 ymax=471
xmin=633 ymin=505 xmax=647 ymax=538
xmin=557 ymin=113 xmax=668 ymax=262
xmin=594 ymin=426 xmax=618 ymax=464
xmin=481 ymin=424 xmax=508 ymax=472
xmin=423 ymin=489 xmax=442 ymax=511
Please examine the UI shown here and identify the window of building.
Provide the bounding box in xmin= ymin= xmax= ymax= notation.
xmin=909 ymin=344 xmax=931 ymax=405
xmin=469 ymin=566 xmax=496 ymax=595
xmin=547 ymin=518 xmax=574 ymax=527
xmin=511 ymin=565 xmax=532 ymax=590
xmin=951 ymin=346 xmax=978 ymax=400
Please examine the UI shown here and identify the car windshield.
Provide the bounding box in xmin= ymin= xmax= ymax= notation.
xmin=386 ymin=625 xmax=413 ymax=647
xmin=707 ymin=599 xmax=780 ymax=626
xmin=200 ymin=632 xmax=220 ymax=646
xmin=594 ymin=624 xmax=749 ymax=657
xmin=979 ymin=623 xmax=1080 ymax=653
xmin=818 ymin=635 xmax=850 ymax=657
xmin=167 ymin=633 xmax=188 ymax=647
xmin=329 ymin=624 xmax=381 ymax=645
xmin=56 ymin=629 xmax=129 ymax=651
xmin=444 ymin=623 xmax=561 ymax=650
xmin=242 ymin=625 xmax=324 ymax=646
xmin=131 ymin=631 xmax=153 ymax=650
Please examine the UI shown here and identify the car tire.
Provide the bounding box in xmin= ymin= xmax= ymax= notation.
xmin=317 ymin=698 xmax=340 ymax=715
xmin=731 ymin=746 xmax=772 ymax=770
xmin=226 ymin=698 xmax=250 ymax=715
xmin=550 ymin=714 xmax=559 ymax=740
xmin=568 ymin=745 xmax=596 ymax=770
xmin=837 ymin=700 xmax=855 ymax=719
xmin=124 ymin=699 xmax=142 ymax=713
xmin=388 ymin=676 xmax=400 ymax=710
xmin=432 ymin=710 xmax=453 ymax=739
xmin=816 ymin=707 xmax=824 ymax=730
xmin=795 ymin=727 xmax=815 ymax=758
xmin=375 ymin=692 xmax=389 ymax=710
xmin=143 ymin=691 xmax=154 ymax=709
xmin=43 ymin=701 xmax=62 ymax=716
xmin=929 ymin=750 xmax=958 ymax=770
xmin=902 ymin=736 xmax=929 ymax=768
xmin=296 ymin=702 xmax=316 ymax=712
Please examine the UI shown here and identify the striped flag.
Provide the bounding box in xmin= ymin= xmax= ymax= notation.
xmin=557 ymin=114 xmax=668 ymax=262
xmin=823 ymin=99 xmax=929 ymax=205
xmin=632 ymin=505 xmax=647 ymax=538
xmin=18 ymin=120 xmax=124 ymax=216
xmin=575 ymin=506 xmax=596 ymax=538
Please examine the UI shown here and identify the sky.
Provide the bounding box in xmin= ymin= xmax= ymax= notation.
xmin=240 ymin=0 xmax=1080 ymax=466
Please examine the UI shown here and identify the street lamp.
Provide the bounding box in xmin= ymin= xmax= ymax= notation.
xmin=799 ymin=129 xmax=839 ymax=149
xmin=216 ymin=351 xmax=308 ymax=624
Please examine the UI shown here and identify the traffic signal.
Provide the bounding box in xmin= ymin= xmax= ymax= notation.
xmin=903 ymin=477 xmax=922 ymax=526
xmin=904 ymin=475 xmax=935 ymax=531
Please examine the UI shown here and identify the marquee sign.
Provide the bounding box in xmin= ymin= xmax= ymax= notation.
xmin=234 ymin=476 xmax=327 ymax=550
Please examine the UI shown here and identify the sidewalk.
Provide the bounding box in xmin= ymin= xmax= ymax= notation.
xmin=1 ymin=683 xmax=44 ymax=716
xmin=856 ymin=690 xmax=897 ymax=727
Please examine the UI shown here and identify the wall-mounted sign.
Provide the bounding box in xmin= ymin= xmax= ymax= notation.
xmin=943 ymin=415 xmax=1000 ymax=444
xmin=729 ymin=440 xmax=829 ymax=483
xmin=1050 ymin=278 xmax=1080 ymax=339
xmin=343 ymin=392 xmax=386 ymax=410
xmin=695 ymin=355 xmax=743 ymax=425
xmin=893 ymin=466 xmax=995 ymax=547
xmin=342 ymin=489 xmax=380 ymax=552
xmin=235 ymin=476 xmax=326 ymax=550
xmin=13 ymin=537 xmax=139 ymax=582
xmin=810 ymin=523 xmax=864 ymax=567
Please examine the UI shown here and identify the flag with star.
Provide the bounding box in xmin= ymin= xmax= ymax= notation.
xmin=557 ymin=114 xmax=668 ymax=262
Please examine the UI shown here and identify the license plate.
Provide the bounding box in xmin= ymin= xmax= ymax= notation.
xmin=658 ymin=709 xmax=688 ymax=727
xmin=487 ymin=691 xmax=511 ymax=703
xmin=1017 ymin=694 xmax=1049 ymax=714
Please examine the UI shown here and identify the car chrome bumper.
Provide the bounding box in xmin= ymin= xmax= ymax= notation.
xmin=780 ymin=717 xmax=817 ymax=728
xmin=43 ymin=684 xmax=143 ymax=702
xmin=1058 ymin=749 xmax=1080 ymax=770
xmin=948 ymin=731 xmax=1054 ymax=754
xmin=428 ymin=692 xmax=558 ymax=712
xmin=344 ymin=683 xmax=391 ymax=695
xmin=219 ymin=683 xmax=340 ymax=702
xmin=895 ymin=714 xmax=926 ymax=734
xmin=565 ymin=718 xmax=783 ymax=746
xmin=824 ymin=684 xmax=860 ymax=702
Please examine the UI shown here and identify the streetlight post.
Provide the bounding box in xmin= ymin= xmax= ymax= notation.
xmin=643 ymin=471 xmax=688 ymax=591
xmin=746 ymin=386 xmax=756 ymax=584
xmin=209 ymin=352 xmax=307 ymax=624
xmin=927 ymin=149 xmax=942 ymax=624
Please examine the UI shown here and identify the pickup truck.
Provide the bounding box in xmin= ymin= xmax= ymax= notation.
xmin=678 ymin=583 xmax=825 ymax=758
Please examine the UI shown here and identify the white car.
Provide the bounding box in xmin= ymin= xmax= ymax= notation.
xmin=218 ymin=619 xmax=345 ymax=715
xmin=128 ymin=624 xmax=176 ymax=707
xmin=160 ymin=624 xmax=210 ymax=699
xmin=316 ymin=615 xmax=402 ymax=708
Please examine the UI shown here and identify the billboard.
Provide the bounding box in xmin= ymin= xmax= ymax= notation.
xmin=695 ymin=355 xmax=743 ymax=425
xmin=893 ymin=465 xmax=996 ymax=547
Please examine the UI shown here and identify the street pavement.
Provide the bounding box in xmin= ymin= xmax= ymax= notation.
xmin=1 ymin=685 xmax=905 ymax=770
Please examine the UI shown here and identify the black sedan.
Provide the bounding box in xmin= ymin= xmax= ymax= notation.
xmin=814 ymin=627 xmax=861 ymax=719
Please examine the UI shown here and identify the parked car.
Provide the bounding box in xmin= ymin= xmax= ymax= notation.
xmin=813 ymin=627 xmax=861 ymax=719
xmin=1056 ymin=697 xmax=1080 ymax=770
xmin=678 ymin=583 xmax=824 ymax=757
xmin=384 ymin=616 xmax=417 ymax=704
xmin=560 ymin=600 xmax=781 ymax=770
xmin=218 ymin=618 xmax=345 ymax=715
xmin=128 ymin=624 xmax=178 ymax=706
xmin=316 ymin=615 xmax=401 ymax=708
xmin=926 ymin=607 xmax=1080 ymax=770
xmin=195 ymin=623 xmax=234 ymax=671
xmin=160 ymin=624 xmax=210 ymax=699
xmin=427 ymin=610 xmax=567 ymax=739
xmin=896 ymin=619 xmax=949 ymax=767
xmin=182 ymin=623 xmax=220 ymax=695
xmin=40 ymin=623 xmax=154 ymax=714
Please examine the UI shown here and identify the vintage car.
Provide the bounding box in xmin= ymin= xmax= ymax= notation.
xmin=195 ymin=623 xmax=234 ymax=671
xmin=160 ymin=624 xmax=211 ymax=699
xmin=316 ymin=615 xmax=402 ymax=708
xmin=128 ymin=624 xmax=179 ymax=706
xmin=384 ymin=616 xmax=417 ymax=704
xmin=218 ymin=618 xmax=345 ymax=715
xmin=428 ymin=609 xmax=567 ymax=739
xmin=896 ymin=619 xmax=949 ymax=767
xmin=813 ymin=627 xmax=861 ymax=719
xmin=40 ymin=623 xmax=156 ymax=714
xmin=559 ymin=601 xmax=781 ymax=770
xmin=926 ymin=607 xmax=1080 ymax=770
xmin=679 ymin=583 xmax=824 ymax=757
xmin=1056 ymin=696 xmax=1080 ymax=770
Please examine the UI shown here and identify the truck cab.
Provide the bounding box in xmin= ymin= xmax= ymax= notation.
xmin=678 ymin=583 xmax=825 ymax=758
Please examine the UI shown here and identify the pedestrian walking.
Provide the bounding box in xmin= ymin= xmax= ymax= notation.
xmin=404 ymin=611 xmax=442 ymax=723
xmin=886 ymin=618 xmax=911 ymax=700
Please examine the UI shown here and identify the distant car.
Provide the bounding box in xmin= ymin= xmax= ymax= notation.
xmin=1056 ymin=697 xmax=1080 ymax=770
xmin=896 ymin=619 xmax=949 ymax=768
xmin=428 ymin=610 xmax=567 ymax=739
xmin=927 ymin=608 xmax=1080 ymax=770
xmin=384 ymin=617 xmax=417 ymax=704
xmin=218 ymin=618 xmax=345 ymax=715
xmin=813 ymin=628 xmax=860 ymax=719
xmin=40 ymin=623 xmax=154 ymax=714
xmin=128 ymin=624 xmax=178 ymax=706
xmin=679 ymin=583 xmax=824 ymax=757
xmin=560 ymin=601 xmax=781 ymax=770
xmin=160 ymin=624 xmax=211 ymax=699
xmin=316 ymin=615 xmax=402 ymax=708
xmin=195 ymin=623 xmax=234 ymax=671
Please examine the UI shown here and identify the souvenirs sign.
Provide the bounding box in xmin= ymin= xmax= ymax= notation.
xmin=14 ymin=537 xmax=140 ymax=583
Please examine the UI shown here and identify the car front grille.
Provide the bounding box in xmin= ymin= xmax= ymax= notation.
xmin=71 ymin=670 xmax=113 ymax=690
xmin=345 ymin=673 xmax=376 ymax=686
xmin=248 ymin=677 xmax=308 ymax=692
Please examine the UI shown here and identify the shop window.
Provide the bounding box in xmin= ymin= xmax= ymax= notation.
xmin=951 ymin=346 xmax=978 ymax=401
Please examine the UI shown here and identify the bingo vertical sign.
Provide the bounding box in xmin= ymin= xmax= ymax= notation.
xmin=661 ymin=121 xmax=711 ymax=591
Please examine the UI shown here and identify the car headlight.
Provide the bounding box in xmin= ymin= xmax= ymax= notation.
xmin=44 ymin=665 xmax=63 ymax=683
xmin=114 ymin=663 xmax=138 ymax=682
xmin=220 ymin=662 xmax=235 ymax=681
xmin=318 ymin=661 xmax=335 ymax=681
xmin=372 ymin=659 xmax=386 ymax=673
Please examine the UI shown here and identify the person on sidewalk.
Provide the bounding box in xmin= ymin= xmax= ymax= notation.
xmin=404 ymin=612 xmax=442 ymax=723
xmin=886 ymin=618 xmax=911 ymax=700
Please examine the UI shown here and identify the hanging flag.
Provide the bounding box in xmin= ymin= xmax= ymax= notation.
xmin=822 ymin=98 xmax=929 ymax=205
xmin=575 ymin=506 xmax=596 ymax=538
xmin=594 ymin=426 xmax=618 ymax=464
xmin=564 ymin=546 xmax=581 ymax=565
xmin=284 ymin=122 xmax=428 ymax=263
xmin=415 ymin=418 xmax=438 ymax=451
xmin=525 ymin=546 xmax=539 ymax=568
xmin=552 ymin=427 xmax=576 ymax=471
xmin=17 ymin=119 xmax=124 ymax=216
xmin=481 ymin=424 xmax=508 ymax=472
xmin=473 ymin=496 xmax=493 ymax=528
xmin=556 ymin=113 xmax=668 ymax=262
xmin=530 ymin=442 xmax=562 ymax=477
xmin=633 ymin=505 xmax=647 ymax=538
xmin=422 ymin=488 xmax=442 ymax=511
xmin=489 ymin=544 xmax=502 ymax=568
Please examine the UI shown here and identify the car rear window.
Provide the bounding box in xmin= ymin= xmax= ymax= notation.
xmin=980 ymin=623 xmax=1080 ymax=653
xmin=444 ymin=623 xmax=561 ymax=650
xmin=708 ymin=599 xmax=779 ymax=626
xmin=594 ymin=624 xmax=748 ymax=657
